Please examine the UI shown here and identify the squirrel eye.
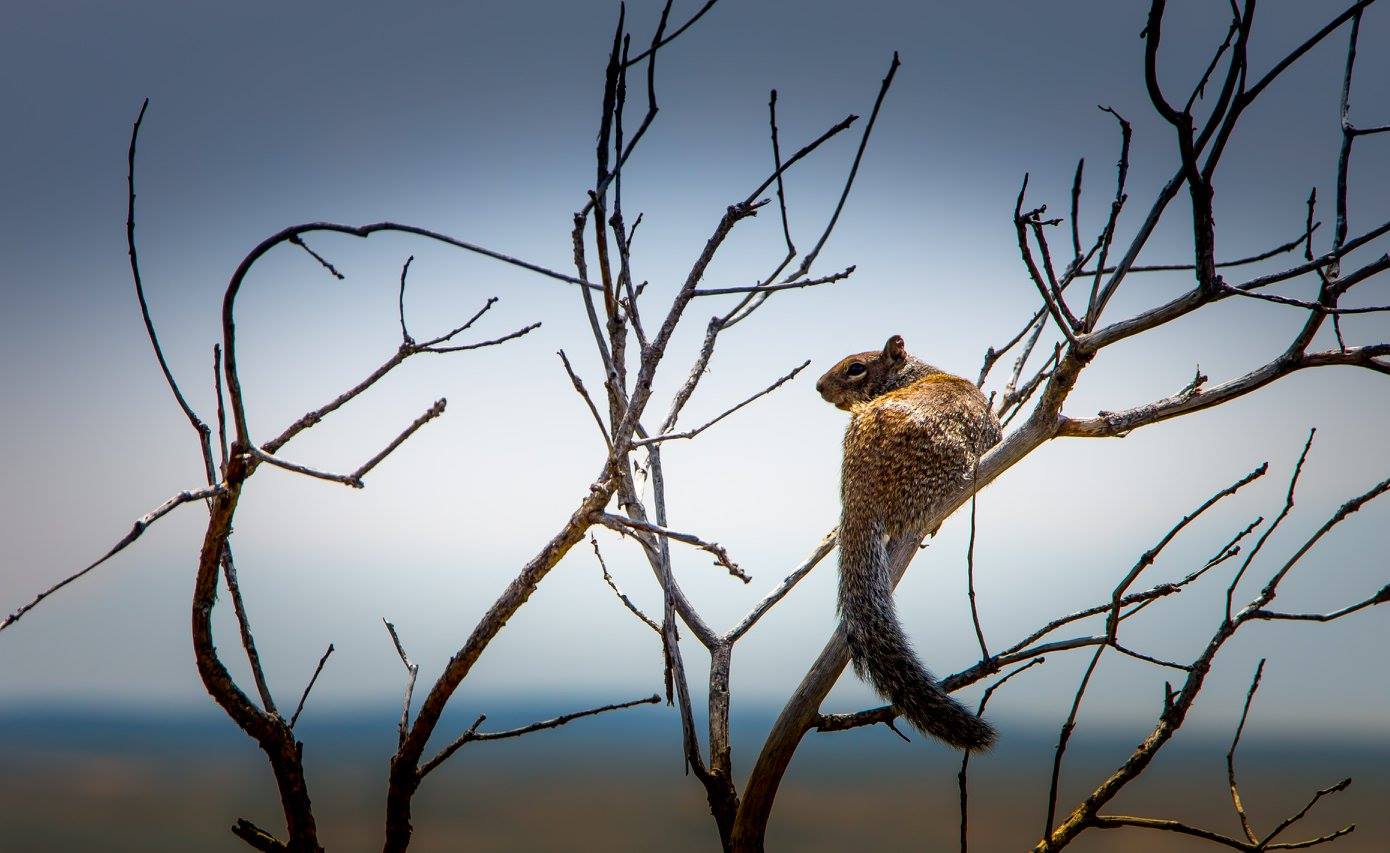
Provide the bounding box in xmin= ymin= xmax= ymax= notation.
xmin=846 ymin=362 xmax=867 ymax=377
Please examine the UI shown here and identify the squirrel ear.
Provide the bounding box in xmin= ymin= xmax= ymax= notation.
xmin=883 ymin=335 xmax=907 ymax=363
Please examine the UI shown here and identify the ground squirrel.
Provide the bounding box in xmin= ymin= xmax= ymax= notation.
xmin=816 ymin=334 xmax=1001 ymax=751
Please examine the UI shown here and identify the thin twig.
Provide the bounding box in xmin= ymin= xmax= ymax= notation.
xmin=289 ymin=644 xmax=335 ymax=729
xmin=693 ymin=266 xmax=855 ymax=297
xmin=213 ymin=344 xmax=229 ymax=473
xmin=231 ymin=818 xmax=287 ymax=852
xmin=593 ymin=535 xmax=660 ymax=632
xmin=251 ymin=448 xmax=364 ymax=488
xmin=288 ymin=234 xmax=345 ymax=280
xmin=1248 ymin=582 xmax=1390 ymax=622
xmin=634 ymin=360 xmax=810 ymax=446
xmin=1227 ymin=658 xmax=1265 ymax=844
xmin=1043 ymin=460 xmax=1268 ymax=836
xmin=1080 ymin=224 xmax=1321 ymax=276
xmin=383 ymin=619 xmax=419 ymax=748
xmin=220 ymin=545 xmax=276 ymax=715
xmin=416 ymin=297 xmax=503 ymax=348
xmin=350 ymin=398 xmax=447 ymax=482
xmin=421 ymin=322 xmax=541 ymax=354
xmin=1227 ymin=430 xmax=1314 ymax=619
xmin=623 ymin=0 xmax=719 ymax=66
xmin=397 ymin=256 xmax=414 ymax=342
xmin=418 ymin=694 xmax=661 ymax=778
xmin=726 ymin=532 xmax=836 ymax=642
xmin=1218 ymin=276 xmax=1390 ymax=314
xmin=597 ymin=513 xmax=751 ymax=583
xmin=126 ymin=98 xmax=217 ymax=487
xmin=812 ymin=706 xmax=910 ymax=741
xmin=559 ymin=350 xmax=614 ymax=447
xmin=253 ymin=399 xmax=447 ymax=489
xmin=783 ymin=53 xmax=899 ymax=281
xmin=1265 ymin=779 xmax=1355 ymax=846
xmin=966 ymin=454 xmax=989 ymax=661
xmin=961 ymin=657 xmax=1046 ymax=852
xmin=3 ymin=485 xmax=225 ymax=632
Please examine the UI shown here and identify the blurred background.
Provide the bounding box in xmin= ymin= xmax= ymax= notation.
xmin=2 ymin=1 xmax=1387 ymax=849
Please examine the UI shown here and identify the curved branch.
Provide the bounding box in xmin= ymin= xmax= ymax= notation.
xmin=126 ymin=98 xmax=217 ymax=487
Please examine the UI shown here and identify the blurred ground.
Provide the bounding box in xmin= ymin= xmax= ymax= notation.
xmin=1 ymin=705 xmax=1383 ymax=851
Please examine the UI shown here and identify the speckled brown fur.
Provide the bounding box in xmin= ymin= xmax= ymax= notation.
xmin=817 ymin=335 xmax=1000 ymax=750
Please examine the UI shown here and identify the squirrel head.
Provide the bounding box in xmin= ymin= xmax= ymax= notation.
xmin=815 ymin=334 xmax=932 ymax=410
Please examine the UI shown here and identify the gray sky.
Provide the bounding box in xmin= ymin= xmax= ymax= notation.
xmin=2 ymin=0 xmax=1387 ymax=738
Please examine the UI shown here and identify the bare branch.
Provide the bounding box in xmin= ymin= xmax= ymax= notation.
xmin=623 ymin=0 xmax=719 ymax=66
xmin=768 ymin=88 xmax=796 ymax=260
xmin=415 ymin=297 xmax=501 ymax=349
xmin=418 ymin=694 xmax=661 ymax=778
xmin=812 ymin=706 xmax=907 ymax=740
xmin=1090 ymin=815 xmax=1265 ymax=850
xmin=1255 ymin=474 xmax=1390 ymax=605
xmin=231 ymin=818 xmax=287 ymax=852
xmin=1218 ymin=273 xmax=1390 ymax=314
xmin=289 ymin=644 xmax=335 ymax=729
xmin=966 ymin=455 xmax=988 ymax=661
xmin=999 ymin=316 xmax=1046 ymax=404
xmin=559 ymin=350 xmax=614 ymax=447
xmin=383 ymin=619 xmax=419 ymax=748
xmin=743 ymin=115 xmax=859 ymax=206
xmin=213 ymin=344 xmax=229 ymax=473
xmin=1083 ymin=106 xmax=1132 ymax=328
xmin=593 ymin=535 xmax=660 ymax=632
xmin=1227 ymin=430 xmax=1314 ymax=619
xmin=1029 ymin=215 xmax=1080 ymax=330
xmin=1081 ymin=222 xmax=1321 ymax=277
xmin=288 ymin=234 xmax=345 ymax=281
xmin=250 ymin=448 xmax=364 ymax=488
xmin=979 ymin=309 xmax=1045 ymax=389
xmin=1059 ymin=346 xmax=1390 ymax=439
xmin=999 ymin=344 xmax=1061 ymax=428
xmin=783 ymin=52 xmax=899 ymax=282
xmin=1248 ymin=582 xmax=1390 ymax=622
xmin=634 ymin=360 xmax=810 ymax=446
xmin=694 ymin=266 xmax=854 ymax=297
xmin=262 ymin=348 xmax=410 ymax=455
xmin=1227 ymin=659 xmax=1265 ymax=844
xmin=960 ymin=657 xmax=1047 ymax=851
xmin=253 ymin=398 xmax=446 ymax=489
xmin=1043 ymin=459 xmax=1267 ymax=835
xmin=1111 ymin=641 xmax=1189 ymax=671
xmin=3 ymin=485 xmax=225 ymax=633
xmin=350 ymin=398 xmax=447 ymax=482
xmin=597 ymin=513 xmax=751 ymax=583
xmin=726 ymin=532 xmax=836 ymax=642
xmin=1015 ymin=178 xmax=1081 ymax=346
xmin=420 ymin=322 xmax=541 ymax=354
xmin=126 ymin=98 xmax=217 ymax=487
xmin=220 ymin=545 xmax=276 ymax=715
xmin=660 ymin=317 xmax=724 ymax=434
xmin=1266 ymin=779 xmax=1355 ymax=846
xmin=1036 ymin=446 xmax=1386 ymax=851
xmin=397 ymin=256 xmax=414 ymax=342
xmin=1069 ymin=156 xmax=1085 ymax=263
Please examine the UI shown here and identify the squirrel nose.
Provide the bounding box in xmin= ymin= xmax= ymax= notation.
xmin=815 ymin=379 xmax=826 ymax=394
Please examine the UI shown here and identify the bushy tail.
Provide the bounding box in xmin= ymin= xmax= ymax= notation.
xmin=837 ymin=519 xmax=996 ymax=751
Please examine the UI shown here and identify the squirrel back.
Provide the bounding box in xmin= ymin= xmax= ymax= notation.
xmin=816 ymin=334 xmax=1000 ymax=751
